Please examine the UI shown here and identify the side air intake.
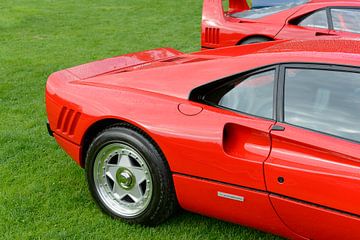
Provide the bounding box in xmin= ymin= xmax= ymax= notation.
xmin=56 ymin=106 xmax=81 ymax=136
xmin=205 ymin=27 xmax=220 ymax=44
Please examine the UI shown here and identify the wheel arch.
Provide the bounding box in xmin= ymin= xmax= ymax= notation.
xmin=237 ymin=35 xmax=274 ymax=45
xmin=80 ymin=117 xmax=165 ymax=168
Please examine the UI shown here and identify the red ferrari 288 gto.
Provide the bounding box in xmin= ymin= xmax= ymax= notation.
xmin=202 ymin=0 xmax=360 ymax=48
xmin=46 ymin=39 xmax=360 ymax=239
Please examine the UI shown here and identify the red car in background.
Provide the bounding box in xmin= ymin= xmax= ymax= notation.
xmin=46 ymin=39 xmax=360 ymax=239
xmin=202 ymin=0 xmax=360 ymax=48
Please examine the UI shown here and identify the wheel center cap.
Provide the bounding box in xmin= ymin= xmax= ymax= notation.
xmin=116 ymin=168 xmax=134 ymax=190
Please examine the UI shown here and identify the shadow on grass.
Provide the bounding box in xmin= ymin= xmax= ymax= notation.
xmin=143 ymin=210 xmax=283 ymax=240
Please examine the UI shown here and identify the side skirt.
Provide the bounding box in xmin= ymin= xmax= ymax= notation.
xmin=172 ymin=174 xmax=304 ymax=239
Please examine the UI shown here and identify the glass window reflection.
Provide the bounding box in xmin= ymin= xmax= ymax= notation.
xmin=285 ymin=68 xmax=360 ymax=142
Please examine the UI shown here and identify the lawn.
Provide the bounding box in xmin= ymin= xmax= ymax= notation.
xmin=0 ymin=0 xmax=279 ymax=239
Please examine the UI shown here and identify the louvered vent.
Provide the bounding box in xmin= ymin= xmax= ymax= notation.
xmin=57 ymin=106 xmax=81 ymax=136
xmin=205 ymin=27 xmax=220 ymax=44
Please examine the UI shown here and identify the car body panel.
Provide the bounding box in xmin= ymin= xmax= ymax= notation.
xmin=47 ymin=77 xmax=274 ymax=189
xmin=46 ymin=39 xmax=360 ymax=239
xmin=277 ymin=2 xmax=360 ymax=39
xmin=173 ymin=174 xmax=306 ymax=239
xmin=202 ymin=0 xmax=360 ymax=48
xmin=270 ymin=195 xmax=360 ymax=239
xmin=202 ymin=0 xmax=301 ymax=47
xmin=158 ymin=104 xmax=274 ymax=190
xmin=265 ymin=122 xmax=360 ymax=215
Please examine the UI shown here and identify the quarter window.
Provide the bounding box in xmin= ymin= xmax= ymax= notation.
xmin=298 ymin=10 xmax=329 ymax=29
xmin=204 ymin=69 xmax=275 ymax=119
xmin=331 ymin=8 xmax=360 ymax=34
xmin=284 ymin=68 xmax=360 ymax=142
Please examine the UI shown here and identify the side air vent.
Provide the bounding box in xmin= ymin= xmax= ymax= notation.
xmin=205 ymin=27 xmax=220 ymax=44
xmin=56 ymin=106 xmax=81 ymax=136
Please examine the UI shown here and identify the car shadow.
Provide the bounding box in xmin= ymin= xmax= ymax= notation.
xmin=156 ymin=210 xmax=283 ymax=240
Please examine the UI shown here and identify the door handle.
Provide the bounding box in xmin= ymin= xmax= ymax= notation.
xmin=315 ymin=32 xmax=337 ymax=36
xmin=271 ymin=125 xmax=285 ymax=131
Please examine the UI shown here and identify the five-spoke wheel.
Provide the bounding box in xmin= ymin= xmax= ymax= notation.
xmin=85 ymin=125 xmax=177 ymax=225
xmin=93 ymin=143 xmax=152 ymax=217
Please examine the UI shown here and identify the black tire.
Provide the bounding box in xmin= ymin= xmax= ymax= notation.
xmin=240 ymin=36 xmax=271 ymax=45
xmin=85 ymin=124 xmax=177 ymax=226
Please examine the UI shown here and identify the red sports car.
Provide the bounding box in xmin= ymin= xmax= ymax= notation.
xmin=202 ymin=0 xmax=360 ymax=48
xmin=46 ymin=39 xmax=360 ymax=239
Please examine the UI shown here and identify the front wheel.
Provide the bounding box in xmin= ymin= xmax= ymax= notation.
xmin=85 ymin=124 xmax=177 ymax=226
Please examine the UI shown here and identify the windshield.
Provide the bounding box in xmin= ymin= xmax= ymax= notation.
xmin=231 ymin=0 xmax=308 ymax=19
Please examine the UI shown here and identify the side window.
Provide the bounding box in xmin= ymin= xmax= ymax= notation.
xmin=204 ymin=69 xmax=275 ymax=119
xmin=284 ymin=68 xmax=360 ymax=142
xmin=298 ymin=10 xmax=329 ymax=29
xmin=331 ymin=8 xmax=360 ymax=34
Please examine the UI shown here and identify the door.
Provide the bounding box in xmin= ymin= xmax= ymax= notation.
xmin=265 ymin=65 xmax=360 ymax=239
xmin=172 ymin=66 xmax=305 ymax=238
xmin=328 ymin=7 xmax=360 ymax=38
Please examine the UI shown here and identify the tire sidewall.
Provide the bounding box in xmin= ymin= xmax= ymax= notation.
xmin=241 ymin=37 xmax=270 ymax=45
xmin=85 ymin=127 xmax=168 ymax=223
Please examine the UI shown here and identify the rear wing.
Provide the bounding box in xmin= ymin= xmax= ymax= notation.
xmin=229 ymin=0 xmax=251 ymax=13
xmin=203 ymin=0 xmax=250 ymax=22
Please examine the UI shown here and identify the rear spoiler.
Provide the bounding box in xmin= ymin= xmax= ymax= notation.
xmin=66 ymin=48 xmax=183 ymax=80
xmin=229 ymin=0 xmax=250 ymax=13
xmin=203 ymin=0 xmax=250 ymax=23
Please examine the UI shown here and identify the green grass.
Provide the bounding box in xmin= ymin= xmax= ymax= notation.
xmin=0 ymin=0 xmax=280 ymax=239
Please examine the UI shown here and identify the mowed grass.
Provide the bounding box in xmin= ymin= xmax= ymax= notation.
xmin=0 ymin=0 xmax=280 ymax=239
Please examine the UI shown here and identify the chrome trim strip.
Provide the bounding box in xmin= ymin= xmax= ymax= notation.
xmin=217 ymin=192 xmax=244 ymax=202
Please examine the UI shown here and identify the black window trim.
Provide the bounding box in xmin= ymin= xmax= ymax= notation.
xmin=326 ymin=7 xmax=333 ymax=30
xmin=278 ymin=63 xmax=360 ymax=144
xmin=189 ymin=64 xmax=280 ymax=121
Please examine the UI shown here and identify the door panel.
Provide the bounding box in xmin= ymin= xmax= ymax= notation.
xmin=173 ymin=174 xmax=305 ymax=239
xmin=270 ymin=195 xmax=360 ymax=240
xmin=265 ymin=123 xmax=360 ymax=215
